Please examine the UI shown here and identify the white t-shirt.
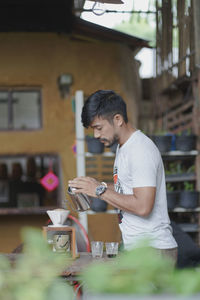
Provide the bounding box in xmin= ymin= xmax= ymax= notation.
xmin=114 ymin=130 xmax=177 ymax=250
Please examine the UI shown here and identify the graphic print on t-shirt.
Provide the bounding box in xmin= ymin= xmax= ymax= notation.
xmin=113 ymin=166 xmax=123 ymax=194
xmin=113 ymin=166 xmax=123 ymax=223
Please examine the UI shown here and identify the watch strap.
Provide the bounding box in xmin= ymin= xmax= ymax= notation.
xmin=101 ymin=182 xmax=107 ymax=188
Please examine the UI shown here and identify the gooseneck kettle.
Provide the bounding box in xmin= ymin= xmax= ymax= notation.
xmin=67 ymin=187 xmax=91 ymax=212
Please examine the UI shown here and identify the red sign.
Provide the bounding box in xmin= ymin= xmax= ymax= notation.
xmin=40 ymin=171 xmax=59 ymax=192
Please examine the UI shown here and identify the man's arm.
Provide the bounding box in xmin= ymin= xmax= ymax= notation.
xmin=106 ymin=182 xmax=115 ymax=190
xmin=102 ymin=185 xmax=156 ymax=217
xmin=68 ymin=176 xmax=156 ymax=217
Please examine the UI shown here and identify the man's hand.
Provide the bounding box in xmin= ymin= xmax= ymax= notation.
xmin=68 ymin=176 xmax=101 ymax=198
xmin=69 ymin=177 xmax=156 ymax=217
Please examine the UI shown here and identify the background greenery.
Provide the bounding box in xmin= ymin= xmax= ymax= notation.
xmin=0 ymin=228 xmax=74 ymax=300
xmin=82 ymin=241 xmax=200 ymax=296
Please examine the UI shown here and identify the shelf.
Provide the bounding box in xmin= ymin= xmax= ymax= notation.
xmin=85 ymin=152 xmax=115 ymax=157
xmin=87 ymin=150 xmax=199 ymax=157
xmin=170 ymin=207 xmax=200 ymax=213
xmin=162 ymin=150 xmax=199 ymax=156
xmin=87 ymin=209 xmax=118 ymax=215
xmin=0 ymin=206 xmax=57 ymax=216
xmin=166 ymin=173 xmax=196 ymax=182
xmin=177 ymin=223 xmax=199 ymax=232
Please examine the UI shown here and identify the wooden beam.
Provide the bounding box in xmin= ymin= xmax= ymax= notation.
xmin=178 ymin=0 xmax=186 ymax=76
xmin=166 ymin=99 xmax=193 ymax=119
xmin=193 ymin=0 xmax=200 ymax=66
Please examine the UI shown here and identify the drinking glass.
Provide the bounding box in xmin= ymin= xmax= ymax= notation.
xmin=91 ymin=241 xmax=104 ymax=258
xmin=105 ymin=242 xmax=119 ymax=258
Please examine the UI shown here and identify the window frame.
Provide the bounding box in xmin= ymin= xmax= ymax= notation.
xmin=0 ymin=87 xmax=42 ymax=131
xmin=0 ymin=153 xmax=62 ymax=211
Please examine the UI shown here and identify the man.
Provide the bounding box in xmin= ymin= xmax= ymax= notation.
xmin=69 ymin=90 xmax=177 ymax=262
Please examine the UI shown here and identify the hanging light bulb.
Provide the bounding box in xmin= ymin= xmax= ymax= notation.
xmin=92 ymin=1 xmax=107 ymax=16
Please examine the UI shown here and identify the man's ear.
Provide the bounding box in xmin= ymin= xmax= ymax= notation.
xmin=113 ymin=114 xmax=123 ymax=127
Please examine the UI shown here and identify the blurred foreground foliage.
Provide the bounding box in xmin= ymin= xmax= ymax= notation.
xmin=82 ymin=241 xmax=200 ymax=296
xmin=0 ymin=227 xmax=74 ymax=300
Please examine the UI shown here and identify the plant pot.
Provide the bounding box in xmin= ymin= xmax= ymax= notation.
xmin=167 ymin=191 xmax=178 ymax=211
xmin=90 ymin=197 xmax=108 ymax=212
xmin=86 ymin=136 xmax=104 ymax=154
xmin=175 ymin=135 xmax=197 ymax=151
xmin=179 ymin=191 xmax=199 ymax=209
xmin=152 ymin=135 xmax=172 ymax=153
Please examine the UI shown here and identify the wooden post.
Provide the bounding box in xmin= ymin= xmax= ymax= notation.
xmin=193 ymin=0 xmax=200 ymax=66
xmin=192 ymin=0 xmax=200 ymax=191
xmin=178 ymin=0 xmax=186 ymax=77
xmin=193 ymin=0 xmax=200 ymax=246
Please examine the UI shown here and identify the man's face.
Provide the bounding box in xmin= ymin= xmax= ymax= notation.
xmin=90 ymin=116 xmax=118 ymax=147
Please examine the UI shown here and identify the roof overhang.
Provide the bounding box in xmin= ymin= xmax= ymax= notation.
xmin=0 ymin=0 xmax=149 ymax=52
xmin=0 ymin=0 xmax=74 ymax=33
xmin=72 ymin=17 xmax=149 ymax=52
xmin=88 ymin=0 xmax=124 ymax=3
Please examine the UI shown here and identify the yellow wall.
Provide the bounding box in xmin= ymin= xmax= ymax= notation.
xmin=0 ymin=33 xmax=141 ymax=252
xmin=0 ymin=215 xmax=48 ymax=253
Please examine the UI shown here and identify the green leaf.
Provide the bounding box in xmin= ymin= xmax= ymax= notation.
xmin=0 ymin=227 xmax=74 ymax=300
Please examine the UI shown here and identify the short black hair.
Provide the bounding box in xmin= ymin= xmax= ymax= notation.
xmin=81 ymin=90 xmax=128 ymax=128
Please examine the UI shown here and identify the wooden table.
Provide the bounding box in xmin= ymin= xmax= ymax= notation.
xmin=2 ymin=252 xmax=111 ymax=278
xmin=62 ymin=252 xmax=110 ymax=277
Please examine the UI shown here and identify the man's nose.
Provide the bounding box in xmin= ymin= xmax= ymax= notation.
xmin=94 ymin=130 xmax=100 ymax=139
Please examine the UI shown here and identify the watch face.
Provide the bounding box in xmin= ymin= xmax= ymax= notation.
xmin=96 ymin=185 xmax=106 ymax=196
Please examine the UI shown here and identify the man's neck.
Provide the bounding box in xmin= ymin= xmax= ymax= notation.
xmin=118 ymin=123 xmax=137 ymax=146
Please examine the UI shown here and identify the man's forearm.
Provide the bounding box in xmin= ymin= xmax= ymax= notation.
xmin=100 ymin=188 xmax=153 ymax=217
xmin=107 ymin=183 xmax=114 ymax=190
xmin=68 ymin=176 xmax=155 ymax=217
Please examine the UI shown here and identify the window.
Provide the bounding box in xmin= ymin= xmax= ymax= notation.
xmin=0 ymin=154 xmax=61 ymax=209
xmin=0 ymin=89 xmax=42 ymax=130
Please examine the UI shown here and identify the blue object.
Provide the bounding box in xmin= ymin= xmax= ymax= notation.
xmin=166 ymin=133 xmax=176 ymax=150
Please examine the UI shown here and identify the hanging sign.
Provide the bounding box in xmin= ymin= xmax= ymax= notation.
xmin=40 ymin=171 xmax=59 ymax=192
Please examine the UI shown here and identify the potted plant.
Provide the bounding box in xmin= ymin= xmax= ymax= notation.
xmin=90 ymin=196 xmax=108 ymax=212
xmin=82 ymin=241 xmax=200 ymax=299
xmin=175 ymin=130 xmax=197 ymax=151
xmin=166 ymin=183 xmax=178 ymax=211
xmin=165 ymin=162 xmax=182 ymax=180
xmin=186 ymin=164 xmax=195 ymax=176
xmin=165 ymin=162 xmax=195 ymax=181
xmin=152 ymin=131 xmax=173 ymax=153
xmin=86 ymin=135 xmax=104 ymax=154
xmin=0 ymin=228 xmax=74 ymax=300
xmin=179 ymin=181 xmax=199 ymax=209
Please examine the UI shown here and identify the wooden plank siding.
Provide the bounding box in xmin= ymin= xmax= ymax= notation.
xmin=86 ymin=154 xmax=115 ymax=183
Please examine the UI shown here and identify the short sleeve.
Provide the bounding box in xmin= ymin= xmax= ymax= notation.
xmin=128 ymin=149 xmax=159 ymax=188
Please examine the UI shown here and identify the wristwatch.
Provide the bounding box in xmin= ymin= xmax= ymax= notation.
xmin=95 ymin=182 xmax=107 ymax=197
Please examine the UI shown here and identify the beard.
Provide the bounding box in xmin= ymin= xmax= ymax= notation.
xmin=100 ymin=134 xmax=118 ymax=148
